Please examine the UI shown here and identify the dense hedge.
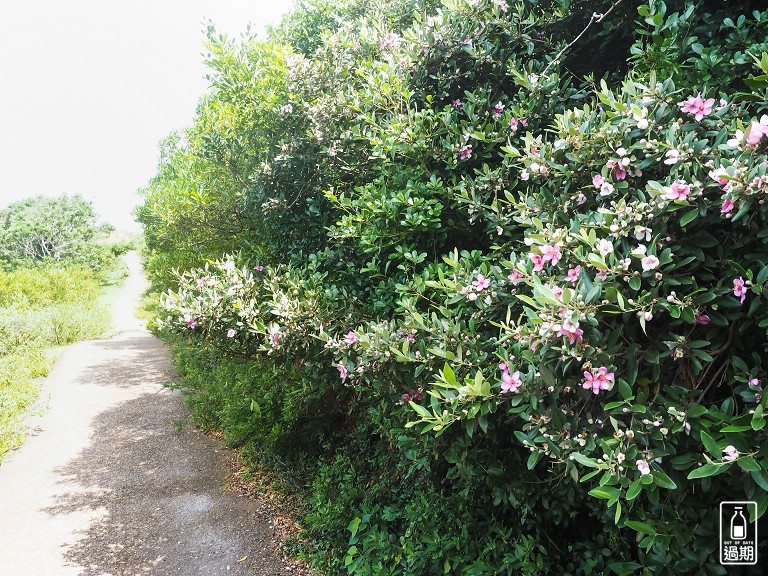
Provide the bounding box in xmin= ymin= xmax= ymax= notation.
xmin=139 ymin=0 xmax=768 ymax=573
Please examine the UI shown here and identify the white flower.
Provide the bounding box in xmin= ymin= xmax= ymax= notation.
xmin=634 ymin=226 xmax=652 ymax=241
xmin=616 ymin=452 xmax=626 ymax=464
xmin=637 ymin=118 xmax=649 ymax=130
xmin=617 ymin=147 xmax=627 ymax=157
xmin=596 ymin=239 xmax=614 ymax=256
xmin=599 ymin=182 xmax=615 ymax=196
xmin=467 ymin=292 xmax=478 ymax=301
xmin=227 ymin=328 xmax=237 ymax=338
xmin=554 ymin=138 xmax=568 ymax=149
xmin=722 ymin=445 xmax=739 ymax=461
xmin=631 ymin=244 xmax=647 ymax=256
xmin=520 ymin=170 xmax=530 ymax=181
xmin=664 ymin=149 xmax=680 ymax=165
xmin=636 ymin=460 xmax=651 ymax=475
xmin=641 ymin=255 xmax=660 ymax=271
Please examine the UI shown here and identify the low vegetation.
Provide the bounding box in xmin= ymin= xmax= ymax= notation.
xmin=0 ymin=195 xmax=131 ymax=462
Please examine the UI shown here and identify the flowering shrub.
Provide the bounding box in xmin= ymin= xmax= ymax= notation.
xmin=143 ymin=0 xmax=768 ymax=573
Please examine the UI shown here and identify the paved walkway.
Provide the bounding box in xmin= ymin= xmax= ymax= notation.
xmin=0 ymin=253 xmax=289 ymax=576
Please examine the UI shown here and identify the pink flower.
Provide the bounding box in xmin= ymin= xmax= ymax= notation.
xmin=665 ymin=180 xmax=691 ymax=201
xmin=529 ymin=253 xmax=544 ymax=272
xmin=472 ymin=274 xmax=491 ymax=291
xmin=722 ymin=445 xmax=739 ymax=461
xmin=380 ymin=32 xmax=401 ymax=51
xmin=507 ymin=270 xmax=524 ymax=284
xmin=695 ymin=312 xmax=710 ymax=325
xmin=452 ymin=99 xmax=463 ymax=110
xmin=185 ymin=317 xmax=196 ymax=329
xmin=606 ymin=160 xmax=626 ymax=181
xmin=338 ymin=363 xmax=348 ymax=380
xmin=733 ymin=277 xmax=747 ymax=303
xmin=680 ymin=92 xmax=715 ymax=121
xmin=565 ymin=266 xmax=581 ymax=284
xmin=255 ymin=265 xmax=264 ymax=272
xmin=641 ymin=255 xmax=660 ymax=271
xmin=197 ymin=278 xmax=207 ymax=287
xmin=557 ymin=316 xmax=583 ymax=345
xmin=748 ymin=378 xmax=762 ymax=389
xmin=508 ymin=118 xmax=519 ymax=132
xmin=498 ymin=362 xmax=509 ymax=372
xmin=492 ymin=0 xmax=509 ymax=12
xmin=401 ymin=393 xmax=411 ymax=402
xmin=501 ymin=370 xmax=522 ymax=393
xmin=462 ymin=38 xmax=472 ymax=45
xmin=405 ymin=333 xmax=415 ymax=343
xmin=721 ymin=199 xmax=735 ymax=213
xmin=709 ymin=167 xmax=729 ymax=186
xmin=540 ymin=243 xmax=562 ymax=266
xmin=599 ymin=181 xmax=615 ymax=196
xmin=344 ymin=331 xmax=359 ymax=344
xmin=491 ymin=102 xmax=504 ymax=118
xmin=596 ymin=270 xmax=608 ymax=281
xmin=636 ymin=460 xmax=651 ymax=476
xmin=592 ymin=174 xmax=604 ymax=188
xmin=458 ymin=145 xmax=472 ymax=160
xmin=582 ymin=367 xmax=614 ymax=394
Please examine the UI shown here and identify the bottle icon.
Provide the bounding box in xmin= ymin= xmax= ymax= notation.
xmin=730 ymin=506 xmax=747 ymax=540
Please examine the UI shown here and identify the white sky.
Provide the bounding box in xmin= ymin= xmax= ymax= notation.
xmin=0 ymin=0 xmax=294 ymax=232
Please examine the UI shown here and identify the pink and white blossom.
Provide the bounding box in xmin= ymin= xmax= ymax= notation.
xmin=641 ymin=255 xmax=660 ymax=271
xmin=722 ymin=445 xmax=739 ymax=461
xmin=501 ymin=370 xmax=522 ymax=393
xmin=344 ymin=331 xmax=359 ymax=344
xmin=636 ymin=460 xmax=651 ymax=475
xmin=680 ymin=92 xmax=715 ymax=121
xmin=596 ymin=238 xmax=614 ymax=256
xmin=472 ymin=274 xmax=491 ymax=291
xmin=565 ymin=266 xmax=581 ymax=284
xmin=733 ymin=277 xmax=748 ymax=303
xmin=665 ymin=180 xmax=691 ymax=201
xmin=582 ymin=367 xmax=614 ymax=394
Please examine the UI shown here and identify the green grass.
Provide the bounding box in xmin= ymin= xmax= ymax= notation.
xmin=0 ymin=261 xmax=122 ymax=464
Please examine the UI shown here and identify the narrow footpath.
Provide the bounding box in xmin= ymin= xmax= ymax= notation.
xmin=0 ymin=253 xmax=292 ymax=576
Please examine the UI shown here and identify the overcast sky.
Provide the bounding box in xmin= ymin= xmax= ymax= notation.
xmin=0 ymin=0 xmax=294 ymax=231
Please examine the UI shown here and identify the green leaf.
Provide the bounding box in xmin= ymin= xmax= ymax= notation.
xmin=700 ymin=430 xmax=720 ymax=458
xmin=589 ymin=487 xmax=620 ymax=500
xmin=653 ymin=471 xmax=677 ymax=490
xmin=751 ymin=404 xmax=765 ymax=430
xmin=626 ymin=479 xmax=642 ymax=501
xmin=409 ymin=401 xmax=431 ymax=419
xmin=527 ymin=451 xmax=541 ymax=470
xmin=618 ymin=379 xmax=633 ymax=400
xmin=751 ymin=470 xmax=768 ymax=492
xmin=679 ymin=207 xmax=699 ymax=227
xmin=571 ymin=452 xmax=601 ymax=468
xmin=625 ymin=520 xmax=656 ymax=535
xmin=738 ymin=457 xmax=761 ymax=472
xmin=687 ymin=463 xmax=722 ymax=479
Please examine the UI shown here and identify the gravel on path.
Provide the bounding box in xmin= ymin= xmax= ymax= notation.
xmin=0 ymin=252 xmax=296 ymax=576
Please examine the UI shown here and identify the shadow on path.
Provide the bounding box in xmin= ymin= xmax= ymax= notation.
xmin=42 ymin=335 xmax=286 ymax=576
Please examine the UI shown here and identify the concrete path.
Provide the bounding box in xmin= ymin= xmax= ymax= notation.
xmin=0 ymin=253 xmax=291 ymax=576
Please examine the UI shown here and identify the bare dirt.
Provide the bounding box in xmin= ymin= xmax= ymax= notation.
xmin=0 ymin=253 xmax=302 ymax=576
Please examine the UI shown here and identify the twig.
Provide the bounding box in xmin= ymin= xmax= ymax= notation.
xmin=541 ymin=0 xmax=626 ymax=77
